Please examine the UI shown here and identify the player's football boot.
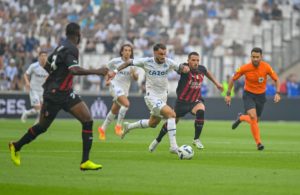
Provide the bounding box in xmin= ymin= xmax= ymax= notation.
xmin=149 ymin=139 xmax=159 ymax=152
xmin=169 ymin=146 xmax=178 ymax=154
xmin=98 ymin=127 xmax=106 ymax=141
xmin=114 ymin=125 xmax=122 ymax=136
xmin=80 ymin=160 xmax=102 ymax=171
xmin=232 ymin=113 xmax=242 ymax=129
xmin=257 ymin=143 xmax=264 ymax=151
xmin=192 ymin=139 xmax=204 ymax=149
xmin=121 ymin=122 xmax=129 ymax=139
xmin=9 ymin=142 xmax=21 ymax=166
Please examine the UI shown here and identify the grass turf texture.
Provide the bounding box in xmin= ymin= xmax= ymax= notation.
xmin=1 ymin=119 xmax=300 ymax=195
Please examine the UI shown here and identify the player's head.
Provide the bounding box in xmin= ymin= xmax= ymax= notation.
xmin=188 ymin=52 xmax=200 ymax=70
xmin=251 ymin=47 xmax=263 ymax=67
xmin=38 ymin=50 xmax=48 ymax=67
xmin=153 ymin=43 xmax=167 ymax=64
xmin=120 ymin=44 xmax=134 ymax=59
xmin=66 ymin=22 xmax=81 ymax=45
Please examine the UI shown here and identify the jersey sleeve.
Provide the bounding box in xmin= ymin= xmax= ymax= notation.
xmin=168 ymin=58 xmax=180 ymax=71
xmin=267 ymin=64 xmax=278 ymax=81
xmin=107 ymin=58 xmax=117 ymax=70
xmin=198 ymin=65 xmax=208 ymax=75
xmin=66 ymin=47 xmax=80 ymax=69
xmin=25 ymin=64 xmax=34 ymax=75
xmin=132 ymin=58 xmax=146 ymax=68
xmin=232 ymin=65 xmax=245 ymax=81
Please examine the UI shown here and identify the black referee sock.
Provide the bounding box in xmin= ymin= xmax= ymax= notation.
xmin=194 ymin=110 xmax=204 ymax=140
xmin=14 ymin=124 xmax=46 ymax=151
xmin=156 ymin=122 xmax=168 ymax=142
xmin=81 ymin=121 xmax=93 ymax=163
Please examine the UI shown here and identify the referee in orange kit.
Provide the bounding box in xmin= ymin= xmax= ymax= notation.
xmin=225 ymin=47 xmax=281 ymax=150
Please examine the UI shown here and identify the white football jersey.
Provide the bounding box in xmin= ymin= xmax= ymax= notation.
xmin=108 ymin=57 xmax=136 ymax=93
xmin=26 ymin=61 xmax=48 ymax=92
xmin=132 ymin=57 xmax=180 ymax=99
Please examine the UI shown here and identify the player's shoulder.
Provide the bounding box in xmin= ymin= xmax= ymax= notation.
xmin=28 ymin=61 xmax=39 ymax=69
xmin=61 ymin=39 xmax=78 ymax=54
xmin=198 ymin=65 xmax=207 ymax=71
xmin=166 ymin=57 xmax=177 ymax=64
xmin=110 ymin=57 xmax=123 ymax=63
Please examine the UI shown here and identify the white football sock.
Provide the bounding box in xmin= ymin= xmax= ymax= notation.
xmin=101 ymin=111 xmax=116 ymax=131
xmin=117 ymin=106 xmax=128 ymax=126
xmin=127 ymin=119 xmax=150 ymax=130
xmin=167 ymin=118 xmax=178 ymax=148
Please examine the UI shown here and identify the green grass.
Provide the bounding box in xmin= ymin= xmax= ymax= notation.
xmin=1 ymin=119 xmax=300 ymax=195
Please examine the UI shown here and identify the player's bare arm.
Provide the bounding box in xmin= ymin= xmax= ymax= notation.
xmin=225 ymin=77 xmax=234 ymax=106
xmin=23 ymin=73 xmax=30 ymax=91
xmin=273 ymin=78 xmax=281 ymax=103
xmin=130 ymin=67 xmax=139 ymax=81
xmin=69 ymin=66 xmax=109 ymax=76
xmin=206 ymin=70 xmax=223 ymax=92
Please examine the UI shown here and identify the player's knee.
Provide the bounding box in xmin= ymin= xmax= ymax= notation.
xmin=166 ymin=111 xmax=176 ymax=119
xmin=149 ymin=121 xmax=158 ymax=128
xmin=82 ymin=120 xmax=93 ymax=130
xmin=123 ymin=102 xmax=130 ymax=108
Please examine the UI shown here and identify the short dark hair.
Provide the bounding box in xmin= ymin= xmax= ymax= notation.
xmin=153 ymin=43 xmax=166 ymax=51
xmin=188 ymin=52 xmax=199 ymax=59
xmin=66 ymin=22 xmax=80 ymax=37
xmin=119 ymin=44 xmax=134 ymax=58
xmin=251 ymin=47 xmax=262 ymax=55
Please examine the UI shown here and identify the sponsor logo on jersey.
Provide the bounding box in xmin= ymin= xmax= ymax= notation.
xmin=148 ymin=70 xmax=168 ymax=76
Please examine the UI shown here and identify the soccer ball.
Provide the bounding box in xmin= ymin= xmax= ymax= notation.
xmin=178 ymin=145 xmax=194 ymax=160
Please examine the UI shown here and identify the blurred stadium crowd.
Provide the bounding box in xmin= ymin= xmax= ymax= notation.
xmin=0 ymin=0 xmax=299 ymax=97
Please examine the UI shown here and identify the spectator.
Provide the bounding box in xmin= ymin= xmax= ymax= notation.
xmin=271 ymin=3 xmax=283 ymax=20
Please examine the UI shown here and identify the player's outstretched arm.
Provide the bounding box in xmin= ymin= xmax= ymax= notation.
xmin=206 ymin=70 xmax=223 ymax=92
xmin=69 ymin=66 xmax=109 ymax=76
xmin=225 ymin=77 xmax=234 ymax=106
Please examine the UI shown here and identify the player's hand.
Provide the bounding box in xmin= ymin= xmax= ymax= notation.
xmin=25 ymin=83 xmax=30 ymax=91
xmin=225 ymin=95 xmax=231 ymax=107
xmin=216 ymin=83 xmax=223 ymax=92
xmin=181 ymin=66 xmax=190 ymax=73
xmin=107 ymin=70 xmax=116 ymax=80
xmin=105 ymin=75 xmax=112 ymax=86
xmin=274 ymin=93 xmax=281 ymax=103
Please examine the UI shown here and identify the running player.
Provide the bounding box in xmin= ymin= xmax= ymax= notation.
xmin=149 ymin=52 xmax=223 ymax=152
xmin=21 ymin=50 xmax=48 ymax=124
xmin=113 ymin=43 xmax=190 ymax=153
xmin=9 ymin=22 xmax=113 ymax=170
xmin=225 ymin=47 xmax=281 ymax=150
xmin=98 ymin=44 xmax=138 ymax=140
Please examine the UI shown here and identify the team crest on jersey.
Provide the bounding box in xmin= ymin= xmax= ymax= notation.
xmin=258 ymin=77 xmax=264 ymax=83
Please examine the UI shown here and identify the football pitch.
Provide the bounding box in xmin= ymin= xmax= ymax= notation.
xmin=1 ymin=119 xmax=300 ymax=195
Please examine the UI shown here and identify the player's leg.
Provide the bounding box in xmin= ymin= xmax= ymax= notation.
xmin=191 ymin=103 xmax=205 ymax=149
xmin=10 ymin=100 xmax=58 ymax=166
xmin=21 ymin=91 xmax=40 ymax=123
xmin=115 ymin=95 xmax=130 ymax=136
xmin=68 ymin=100 xmax=102 ymax=170
xmin=160 ymin=104 xmax=178 ymax=153
xmin=98 ymin=102 xmax=119 ymax=140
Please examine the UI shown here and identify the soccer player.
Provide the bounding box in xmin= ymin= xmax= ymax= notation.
xmin=149 ymin=52 xmax=223 ymax=152
xmin=225 ymin=47 xmax=281 ymax=150
xmin=98 ymin=44 xmax=138 ymax=140
xmin=114 ymin=43 xmax=190 ymax=153
xmin=9 ymin=22 xmax=113 ymax=170
xmin=21 ymin=50 xmax=49 ymax=124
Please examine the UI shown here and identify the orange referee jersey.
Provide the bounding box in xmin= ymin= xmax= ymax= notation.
xmin=232 ymin=61 xmax=278 ymax=94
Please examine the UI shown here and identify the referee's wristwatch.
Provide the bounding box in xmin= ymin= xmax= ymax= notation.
xmin=276 ymin=91 xmax=280 ymax=95
xmin=226 ymin=91 xmax=231 ymax=96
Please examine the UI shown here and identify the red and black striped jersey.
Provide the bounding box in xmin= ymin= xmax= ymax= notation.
xmin=176 ymin=64 xmax=207 ymax=102
xmin=43 ymin=39 xmax=79 ymax=93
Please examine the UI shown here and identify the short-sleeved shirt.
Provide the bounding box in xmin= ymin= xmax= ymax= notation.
xmin=26 ymin=61 xmax=48 ymax=92
xmin=43 ymin=39 xmax=80 ymax=93
xmin=132 ymin=57 xmax=180 ymax=99
xmin=176 ymin=64 xmax=207 ymax=102
xmin=232 ymin=61 xmax=278 ymax=94
xmin=108 ymin=57 xmax=136 ymax=94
